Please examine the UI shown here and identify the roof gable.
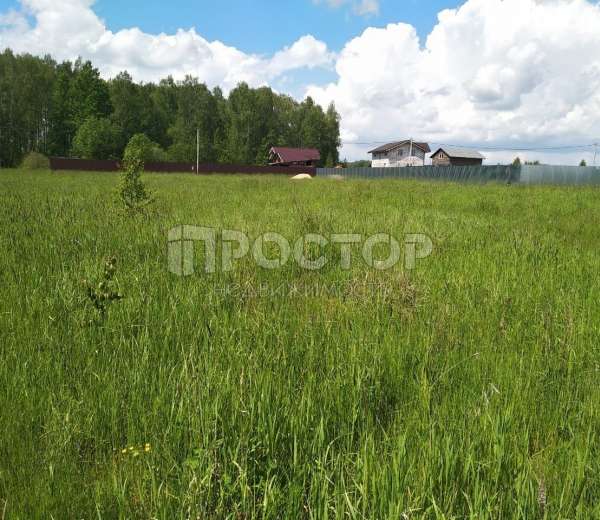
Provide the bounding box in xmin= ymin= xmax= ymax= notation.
xmin=431 ymin=146 xmax=485 ymax=160
xmin=369 ymin=140 xmax=431 ymax=154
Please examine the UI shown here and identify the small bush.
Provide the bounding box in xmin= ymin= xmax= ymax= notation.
xmin=81 ymin=257 xmax=123 ymax=324
xmin=21 ymin=152 xmax=49 ymax=170
xmin=118 ymin=144 xmax=153 ymax=212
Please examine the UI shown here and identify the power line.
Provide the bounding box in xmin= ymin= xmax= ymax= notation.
xmin=341 ymin=139 xmax=599 ymax=152
xmin=430 ymin=142 xmax=596 ymax=152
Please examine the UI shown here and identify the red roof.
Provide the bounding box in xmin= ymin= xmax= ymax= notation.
xmin=271 ymin=147 xmax=320 ymax=163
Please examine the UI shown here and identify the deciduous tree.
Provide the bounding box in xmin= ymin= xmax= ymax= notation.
xmin=71 ymin=117 xmax=120 ymax=160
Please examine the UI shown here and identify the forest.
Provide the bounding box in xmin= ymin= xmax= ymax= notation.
xmin=0 ymin=49 xmax=341 ymax=168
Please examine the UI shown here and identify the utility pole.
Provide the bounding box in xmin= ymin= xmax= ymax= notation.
xmin=594 ymin=143 xmax=599 ymax=167
xmin=196 ymin=128 xmax=200 ymax=174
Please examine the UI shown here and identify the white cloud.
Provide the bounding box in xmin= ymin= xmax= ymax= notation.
xmin=268 ymin=35 xmax=336 ymax=77
xmin=314 ymin=0 xmax=380 ymax=17
xmin=354 ymin=0 xmax=380 ymax=16
xmin=308 ymin=0 xmax=600 ymax=163
xmin=0 ymin=0 xmax=334 ymax=90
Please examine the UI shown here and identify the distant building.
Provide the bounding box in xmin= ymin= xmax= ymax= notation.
xmin=431 ymin=146 xmax=485 ymax=166
xmin=369 ymin=140 xmax=431 ymax=167
xmin=269 ymin=147 xmax=320 ymax=167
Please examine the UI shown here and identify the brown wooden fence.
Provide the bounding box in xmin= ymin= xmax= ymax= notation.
xmin=49 ymin=157 xmax=316 ymax=176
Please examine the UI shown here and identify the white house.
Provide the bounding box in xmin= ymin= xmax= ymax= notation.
xmin=369 ymin=140 xmax=431 ymax=167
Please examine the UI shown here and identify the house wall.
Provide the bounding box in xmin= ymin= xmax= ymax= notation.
xmin=269 ymin=158 xmax=318 ymax=167
xmin=432 ymin=153 xmax=483 ymax=167
xmin=448 ymin=157 xmax=484 ymax=166
xmin=372 ymin=144 xmax=426 ymax=167
xmin=432 ymin=152 xmax=451 ymax=167
xmin=372 ymin=157 xmax=392 ymax=168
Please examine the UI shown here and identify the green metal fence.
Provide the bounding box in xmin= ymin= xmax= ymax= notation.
xmin=317 ymin=165 xmax=518 ymax=183
xmin=519 ymin=165 xmax=600 ymax=185
xmin=317 ymin=165 xmax=600 ymax=186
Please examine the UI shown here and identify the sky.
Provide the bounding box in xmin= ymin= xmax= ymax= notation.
xmin=1 ymin=0 xmax=600 ymax=164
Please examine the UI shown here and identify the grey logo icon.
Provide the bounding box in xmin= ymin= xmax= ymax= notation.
xmin=168 ymin=225 xmax=432 ymax=277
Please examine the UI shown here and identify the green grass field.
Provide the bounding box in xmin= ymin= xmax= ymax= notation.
xmin=1 ymin=169 xmax=600 ymax=519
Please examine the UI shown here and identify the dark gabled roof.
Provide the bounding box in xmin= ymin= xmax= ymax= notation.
xmin=431 ymin=146 xmax=485 ymax=160
xmin=368 ymin=140 xmax=431 ymax=154
xmin=270 ymin=147 xmax=320 ymax=163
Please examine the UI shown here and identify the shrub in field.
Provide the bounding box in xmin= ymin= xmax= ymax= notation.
xmin=123 ymin=133 xmax=167 ymax=163
xmin=21 ymin=152 xmax=49 ymax=170
xmin=82 ymin=257 xmax=123 ymax=322
xmin=118 ymin=142 xmax=153 ymax=211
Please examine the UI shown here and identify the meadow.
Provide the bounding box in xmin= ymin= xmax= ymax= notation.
xmin=1 ymin=169 xmax=599 ymax=519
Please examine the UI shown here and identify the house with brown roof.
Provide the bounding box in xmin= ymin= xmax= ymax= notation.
xmin=369 ymin=140 xmax=431 ymax=167
xmin=269 ymin=147 xmax=320 ymax=167
xmin=430 ymin=146 xmax=485 ymax=166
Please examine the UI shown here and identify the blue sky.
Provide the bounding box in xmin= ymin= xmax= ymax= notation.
xmin=103 ymin=0 xmax=459 ymax=53
xmin=0 ymin=0 xmax=458 ymax=54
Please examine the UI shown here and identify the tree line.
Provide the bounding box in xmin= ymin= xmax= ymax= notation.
xmin=0 ymin=49 xmax=341 ymax=168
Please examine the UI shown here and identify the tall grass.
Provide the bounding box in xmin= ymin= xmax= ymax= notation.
xmin=1 ymin=170 xmax=599 ymax=518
